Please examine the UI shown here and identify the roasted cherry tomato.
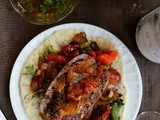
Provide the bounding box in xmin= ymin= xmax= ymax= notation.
xmin=105 ymin=50 xmax=118 ymax=60
xmin=88 ymin=50 xmax=96 ymax=57
xmin=96 ymin=51 xmax=102 ymax=55
xmin=96 ymin=53 xmax=109 ymax=66
xmin=46 ymin=54 xmax=67 ymax=64
xmin=63 ymin=43 xmax=81 ymax=54
xmin=96 ymin=51 xmax=118 ymax=66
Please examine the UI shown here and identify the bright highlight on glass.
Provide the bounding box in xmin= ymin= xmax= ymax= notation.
xmin=136 ymin=111 xmax=160 ymax=120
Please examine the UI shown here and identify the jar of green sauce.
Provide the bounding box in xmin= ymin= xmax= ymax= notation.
xmin=10 ymin=0 xmax=78 ymax=25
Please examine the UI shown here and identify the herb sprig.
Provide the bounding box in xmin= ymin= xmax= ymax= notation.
xmin=110 ymin=99 xmax=124 ymax=120
xmin=24 ymin=89 xmax=44 ymax=100
xmin=22 ymin=65 xmax=37 ymax=76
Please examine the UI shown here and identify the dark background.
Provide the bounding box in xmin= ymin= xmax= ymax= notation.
xmin=0 ymin=0 xmax=160 ymax=119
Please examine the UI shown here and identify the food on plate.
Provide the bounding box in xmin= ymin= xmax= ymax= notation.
xmin=20 ymin=29 xmax=126 ymax=120
xmin=40 ymin=54 xmax=109 ymax=120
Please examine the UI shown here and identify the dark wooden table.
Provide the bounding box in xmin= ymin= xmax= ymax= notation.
xmin=0 ymin=0 xmax=160 ymax=120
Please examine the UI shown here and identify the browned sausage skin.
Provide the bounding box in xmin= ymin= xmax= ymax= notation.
xmin=39 ymin=55 xmax=110 ymax=120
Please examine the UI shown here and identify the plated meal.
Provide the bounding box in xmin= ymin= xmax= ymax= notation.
xmin=20 ymin=29 xmax=126 ymax=120
xmin=10 ymin=23 xmax=142 ymax=120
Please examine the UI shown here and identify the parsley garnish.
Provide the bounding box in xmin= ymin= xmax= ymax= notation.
xmin=49 ymin=45 xmax=57 ymax=54
xmin=24 ymin=93 xmax=35 ymax=99
xmin=40 ymin=5 xmax=48 ymax=14
xmin=82 ymin=46 xmax=92 ymax=54
xmin=24 ymin=89 xmax=44 ymax=100
xmin=22 ymin=65 xmax=36 ymax=76
xmin=110 ymin=99 xmax=124 ymax=120
xmin=44 ymin=0 xmax=53 ymax=5
xmin=82 ymin=46 xmax=92 ymax=51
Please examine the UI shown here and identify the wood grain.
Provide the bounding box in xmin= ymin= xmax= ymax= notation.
xmin=0 ymin=0 xmax=160 ymax=119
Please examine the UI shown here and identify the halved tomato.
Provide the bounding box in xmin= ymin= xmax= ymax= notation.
xmin=46 ymin=54 xmax=67 ymax=64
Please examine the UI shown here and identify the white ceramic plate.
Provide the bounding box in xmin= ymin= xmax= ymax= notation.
xmin=10 ymin=23 xmax=142 ymax=120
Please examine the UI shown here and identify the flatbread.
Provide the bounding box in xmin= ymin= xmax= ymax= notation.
xmin=20 ymin=29 xmax=126 ymax=120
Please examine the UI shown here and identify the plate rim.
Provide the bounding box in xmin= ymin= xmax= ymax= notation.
xmin=9 ymin=23 xmax=142 ymax=120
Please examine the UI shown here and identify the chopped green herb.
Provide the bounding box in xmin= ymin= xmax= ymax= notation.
xmin=43 ymin=50 xmax=51 ymax=58
xmin=49 ymin=46 xmax=58 ymax=53
xmin=44 ymin=0 xmax=53 ymax=5
xmin=18 ymin=0 xmax=77 ymax=19
xmin=22 ymin=65 xmax=36 ymax=76
xmin=110 ymin=99 xmax=124 ymax=120
xmin=103 ymin=65 xmax=107 ymax=69
xmin=41 ymin=47 xmax=58 ymax=61
xmin=93 ymin=64 xmax=98 ymax=69
xmin=40 ymin=4 xmax=48 ymax=14
xmin=53 ymin=112 xmax=60 ymax=117
xmin=82 ymin=46 xmax=92 ymax=51
xmin=107 ymin=64 xmax=112 ymax=70
xmin=82 ymin=32 xmax=86 ymax=38
xmin=24 ymin=93 xmax=35 ymax=99
xmin=42 ymin=46 xmax=57 ymax=57
xmin=82 ymin=46 xmax=92 ymax=54
xmin=24 ymin=89 xmax=44 ymax=100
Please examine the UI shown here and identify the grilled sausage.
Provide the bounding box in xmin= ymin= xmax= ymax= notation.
xmin=40 ymin=54 xmax=109 ymax=120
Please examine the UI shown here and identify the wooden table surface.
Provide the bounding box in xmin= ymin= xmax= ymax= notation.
xmin=0 ymin=0 xmax=160 ymax=119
